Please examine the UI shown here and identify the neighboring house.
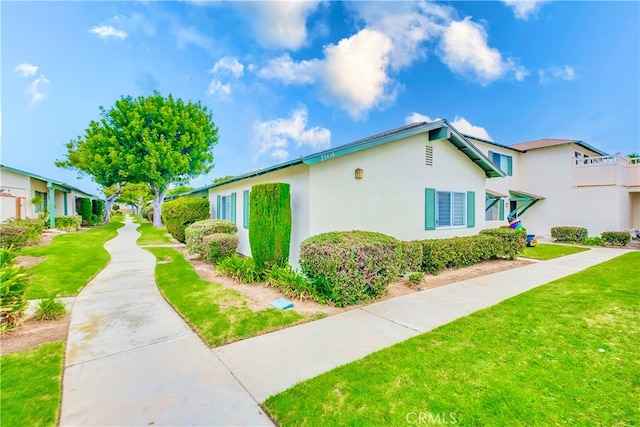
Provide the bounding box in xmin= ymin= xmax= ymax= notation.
xmin=175 ymin=120 xmax=639 ymax=268
xmin=0 ymin=164 xmax=98 ymax=228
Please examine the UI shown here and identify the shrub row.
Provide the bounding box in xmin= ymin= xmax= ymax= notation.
xmin=601 ymin=231 xmax=630 ymax=247
xmin=551 ymin=226 xmax=587 ymax=242
xmin=420 ymin=228 xmax=525 ymax=275
xmin=4 ymin=218 xmax=44 ymax=245
xmin=162 ymin=198 xmax=210 ymax=243
xmin=0 ymin=224 xmax=29 ymax=249
xmin=55 ymin=215 xmax=82 ymax=231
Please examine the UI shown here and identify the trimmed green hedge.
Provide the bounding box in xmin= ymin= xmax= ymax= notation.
xmin=55 ymin=215 xmax=82 ymax=231
xmin=421 ymin=229 xmax=525 ymax=275
xmin=551 ymin=226 xmax=588 ymax=242
xmin=185 ymin=219 xmax=237 ymax=256
xmin=142 ymin=205 xmax=154 ymax=221
xmin=162 ymin=198 xmax=210 ymax=243
xmin=92 ymin=199 xmax=105 ymax=220
xmin=76 ymin=198 xmax=92 ymax=224
xmin=299 ymin=231 xmax=401 ymax=307
xmin=202 ymin=233 xmax=239 ymax=263
xmin=398 ymin=241 xmax=423 ymax=273
xmin=601 ymin=231 xmax=630 ymax=247
xmin=0 ymin=224 xmax=29 ymax=249
xmin=249 ymin=183 xmax=292 ymax=270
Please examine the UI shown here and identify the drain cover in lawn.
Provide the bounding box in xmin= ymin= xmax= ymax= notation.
xmin=271 ymin=298 xmax=294 ymax=309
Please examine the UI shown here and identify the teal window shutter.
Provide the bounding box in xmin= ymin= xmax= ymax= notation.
xmin=243 ymin=190 xmax=250 ymax=229
xmin=216 ymin=195 xmax=221 ymax=219
xmin=425 ymin=188 xmax=436 ymax=230
xmin=231 ymin=192 xmax=237 ymax=223
xmin=507 ymin=156 xmax=513 ymax=176
xmin=467 ymin=191 xmax=475 ymax=228
xmin=499 ymin=199 xmax=505 ymax=221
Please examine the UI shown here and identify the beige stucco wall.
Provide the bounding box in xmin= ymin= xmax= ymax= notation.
xmin=308 ymin=133 xmax=488 ymax=241
xmin=631 ymin=192 xmax=640 ymax=230
xmin=208 ymin=164 xmax=310 ymax=268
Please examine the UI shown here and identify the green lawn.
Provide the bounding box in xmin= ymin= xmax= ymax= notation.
xmin=0 ymin=341 xmax=65 ymax=427
xmin=264 ymin=252 xmax=640 ymax=426
xmin=522 ymin=242 xmax=590 ymax=260
xmin=146 ymin=247 xmax=316 ymax=346
xmin=135 ymin=222 xmax=174 ymax=245
xmin=20 ymin=220 xmax=123 ymax=298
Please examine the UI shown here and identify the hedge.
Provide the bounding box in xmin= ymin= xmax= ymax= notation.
xmin=0 ymin=224 xmax=29 ymax=250
xmin=142 ymin=205 xmax=154 ymax=221
xmin=185 ymin=219 xmax=237 ymax=256
xmin=601 ymin=231 xmax=630 ymax=247
xmin=299 ymin=231 xmax=401 ymax=307
xmin=55 ymin=215 xmax=82 ymax=231
xmin=76 ymin=197 xmax=93 ymax=224
xmin=421 ymin=229 xmax=525 ymax=275
xmin=551 ymin=226 xmax=588 ymax=242
xmin=161 ymin=197 xmax=210 ymax=243
xmin=202 ymin=233 xmax=239 ymax=263
xmin=248 ymin=183 xmax=292 ymax=270
xmin=92 ymin=199 xmax=105 ymax=220
xmin=0 ymin=247 xmax=29 ymax=332
xmin=398 ymin=241 xmax=423 ymax=272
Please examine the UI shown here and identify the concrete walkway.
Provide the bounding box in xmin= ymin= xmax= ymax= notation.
xmin=213 ymin=246 xmax=632 ymax=404
xmin=60 ymin=217 xmax=271 ymax=426
xmin=60 ymin=217 xmax=632 ymax=425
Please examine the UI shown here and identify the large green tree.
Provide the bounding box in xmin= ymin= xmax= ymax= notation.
xmin=57 ymin=92 xmax=218 ymax=226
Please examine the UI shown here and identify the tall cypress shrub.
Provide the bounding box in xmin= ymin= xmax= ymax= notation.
xmin=249 ymin=183 xmax=292 ymax=270
xmin=92 ymin=199 xmax=105 ymax=219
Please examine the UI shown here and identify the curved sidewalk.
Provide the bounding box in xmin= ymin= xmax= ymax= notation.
xmin=60 ymin=217 xmax=271 ymax=426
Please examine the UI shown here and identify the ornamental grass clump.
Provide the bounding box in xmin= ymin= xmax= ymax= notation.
xmin=0 ymin=247 xmax=29 ymax=332
xmin=299 ymin=231 xmax=402 ymax=307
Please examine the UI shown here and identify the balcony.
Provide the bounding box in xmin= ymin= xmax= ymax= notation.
xmin=573 ymin=154 xmax=640 ymax=189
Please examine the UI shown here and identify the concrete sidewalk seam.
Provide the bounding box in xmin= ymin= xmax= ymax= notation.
xmin=358 ymin=306 xmax=427 ymax=334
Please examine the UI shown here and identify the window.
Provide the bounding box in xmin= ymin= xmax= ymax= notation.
xmin=488 ymin=151 xmax=513 ymax=176
xmin=34 ymin=191 xmax=47 ymax=213
xmin=216 ymin=192 xmax=236 ymax=222
xmin=243 ymin=190 xmax=250 ymax=229
xmin=425 ymin=188 xmax=475 ymax=230
xmin=485 ymin=198 xmax=504 ymax=221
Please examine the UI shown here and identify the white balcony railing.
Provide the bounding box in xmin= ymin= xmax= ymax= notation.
xmin=573 ymin=153 xmax=640 ymax=188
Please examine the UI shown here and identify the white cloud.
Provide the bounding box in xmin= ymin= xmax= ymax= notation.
xmin=26 ymin=75 xmax=50 ymax=105
xmin=175 ymin=26 xmax=214 ymax=52
xmin=90 ymin=25 xmax=128 ymax=40
xmin=210 ymin=57 xmax=244 ymax=78
xmin=252 ymin=107 xmax=331 ymax=160
xmin=406 ymin=113 xmax=492 ymax=141
xmin=258 ymin=29 xmax=395 ymax=119
xmin=240 ymin=1 xmax=323 ymax=50
xmin=439 ymin=17 xmax=527 ymax=85
xmin=206 ymin=80 xmax=231 ymax=99
xmin=502 ymin=0 xmax=546 ymax=20
xmin=451 ymin=116 xmax=492 ymax=141
xmin=15 ymin=63 xmax=38 ymax=77
xmin=258 ymin=54 xmax=319 ymax=84
xmin=539 ymin=65 xmax=576 ymax=85
xmin=405 ymin=112 xmax=435 ymax=124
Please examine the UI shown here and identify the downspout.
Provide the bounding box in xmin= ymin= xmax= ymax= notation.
xmin=47 ymin=181 xmax=56 ymax=229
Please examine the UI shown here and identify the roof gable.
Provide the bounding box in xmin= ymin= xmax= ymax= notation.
xmin=509 ymin=138 xmax=608 ymax=156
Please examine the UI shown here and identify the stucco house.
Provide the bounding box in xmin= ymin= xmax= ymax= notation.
xmin=177 ymin=120 xmax=639 ymax=267
xmin=0 ymin=164 xmax=97 ymax=228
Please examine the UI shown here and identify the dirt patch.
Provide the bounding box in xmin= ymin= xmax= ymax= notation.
xmin=183 ymin=248 xmax=533 ymax=317
xmin=15 ymin=255 xmax=46 ymax=268
xmin=1 ymin=314 xmax=70 ymax=356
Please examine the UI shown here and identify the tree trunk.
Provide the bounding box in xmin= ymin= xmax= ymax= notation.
xmin=152 ymin=191 xmax=165 ymax=227
xmin=103 ymin=194 xmax=119 ymax=223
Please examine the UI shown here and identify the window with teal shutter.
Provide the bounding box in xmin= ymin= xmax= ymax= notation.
xmin=425 ymin=188 xmax=436 ymax=230
xmin=467 ymin=191 xmax=475 ymax=228
xmin=499 ymin=200 xmax=505 ymax=221
xmin=243 ymin=190 xmax=250 ymax=229
xmin=216 ymin=195 xmax=221 ymax=219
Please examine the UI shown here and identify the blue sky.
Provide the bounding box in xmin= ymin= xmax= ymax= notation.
xmin=3 ymin=1 xmax=639 ymax=195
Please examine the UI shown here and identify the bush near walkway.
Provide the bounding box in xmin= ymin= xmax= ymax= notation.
xmin=185 ymin=219 xmax=237 ymax=256
xmin=249 ymin=183 xmax=292 ymax=270
xmin=162 ymin=197 xmax=210 ymax=243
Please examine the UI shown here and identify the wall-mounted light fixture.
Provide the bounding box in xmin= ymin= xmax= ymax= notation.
xmin=355 ymin=168 xmax=364 ymax=180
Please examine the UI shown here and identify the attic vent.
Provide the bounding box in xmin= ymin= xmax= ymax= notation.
xmin=425 ymin=145 xmax=433 ymax=166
